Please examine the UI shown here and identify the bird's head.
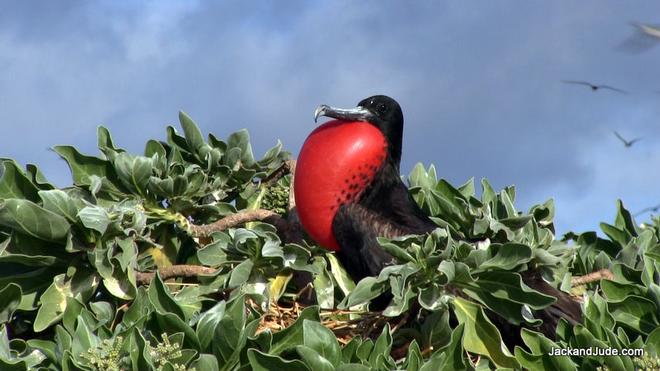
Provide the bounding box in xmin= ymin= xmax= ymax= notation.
xmin=314 ymin=95 xmax=404 ymax=167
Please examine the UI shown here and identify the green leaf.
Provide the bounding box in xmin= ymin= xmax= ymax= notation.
xmin=0 ymin=326 xmax=27 ymax=370
xmin=404 ymin=340 xmax=423 ymax=371
xmin=601 ymin=280 xmax=644 ymax=302
xmin=473 ymin=243 xmax=532 ymax=272
xmin=270 ymin=306 xmax=321 ymax=355
xmin=469 ymin=271 xmax=556 ymax=310
xmin=645 ymin=327 xmax=660 ymax=357
xmin=228 ymin=260 xmax=254 ymax=288
xmin=296 ymin=345 xmax=335 ymax=371
xmin=227 ymin=129 xmax=255 ymax=167
xmin=608 ymin=295 xmax=659 ymax=335
xmin=480 ymin=178 xmax=496 ymax=205
xmin=408 ymin=163 xmax=437 ymax=190
xmin=0 ymin=284 xmax=21 ymax=323
xmin=112 ymin=153 xmax=153 ymax=197
xmin=70 ymin=313 xmax=99 ymax=364
xmin=97 ymin=126 xmax=124 ymax=160
xmin=336 ymin=364 xmax=370 ymax=371
xmin=418 ymin=283 xmax=445 ymax=311
xmin=378 ymin=238 xmax=416 ymax=263
xmin=452 ymin=297 xmax=518 ymax=369
xmin=191 ymin=354 xmax=220 ymax=371
xmin=368 ymin=324 xmax=392 ymax=366
xmin=213 ymin=297 xmax=248 ymax=370
xmin=258 ymin=140 xmax=283 ymax=166
xmin=341 ymin=277 xmax=388 ymax=308
xmin=53 ymin=145 xmax=124 ymax=193
xmin=313 ymin=259 xmax=334 ymax=309
xmin=25 ymin=163 xmax=55 ymax=190
xmin=247 ymin=349 xmax=310 ymax=371
xmin=179 ymin=111 xmax=211 ymax=161
xmin=0 ymin=199 xmax=70 ymax=242
xmin=513 ymin=329 xmax=577 ymax=371
xmin=420 ymin=323 xmax=467 ymax=371
xmin=303 ymin=320 xmax=341 ymax=366
xmin=148 ymin=273 xmax=186 ymax=320
xmin=614 ymin=199 xmax=637 ymax=237
xmin=327 ymin=253 xmax=356 ymax=296
xmin=600 ymin=223 xmax=631 ymax=247
xmin=34 ymin=274 xmax=70 ymax=332
xmin=39 ymin=190 xmax=82 ymax=224
xmin=499 ymin=215 xmax=532 ymax=230
xmin=196 ymin=300 xmax=227 ymax=351
xmin=0 ymin=159 xmax=39 ymax=201
xmin=77 ymin=205 xmax=111 ymax=234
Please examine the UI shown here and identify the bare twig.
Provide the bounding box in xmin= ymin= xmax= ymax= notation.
xmin=189 ymin=209 xmax=285 ymax=237
xmin=390 ymin=312 xmax=410 ymax=333
xmin=135 ymin=264 xmax=217 ymax=285
xmin=286 ymin=160 xmax=297 ymax=211
xmin=571 ymin=269 xmax=614 ymax=287
xmin=261 ymin=159 xmax=296 ymax=187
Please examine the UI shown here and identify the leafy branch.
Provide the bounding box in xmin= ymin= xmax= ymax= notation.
xmin=0 ymin=113 xmax=657 ymax=370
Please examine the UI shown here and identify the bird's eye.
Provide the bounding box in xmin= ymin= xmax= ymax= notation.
xmin=376 ymin=103 xmax=387 ymax=113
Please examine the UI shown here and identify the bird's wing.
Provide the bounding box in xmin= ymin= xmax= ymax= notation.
xmin=561 ymin=80 xmax=592 ymax=87
xmin=332 ymin=203 xmax=401 ymax=280
xmin=628 ymin=137 xmax=642 ymax=145
xmin=613 ymin=131 xmax=628 ymax=144
xmin=634 ymin=204 xmax=660 ymax=216
xmin=640 ymin=23 xmax=660 ymax=39
xmin=599 ymin=85 xmax=628 ymax=94
xmin=522 ymin=271 xmax=583 ymax=336
xmin=617 ymin=23 xmax=660 ymax=53
xmin=361 ymin=165 xmax=438 ymax=235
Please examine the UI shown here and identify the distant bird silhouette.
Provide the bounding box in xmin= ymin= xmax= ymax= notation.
xmin=619 ymin=22 xmax=660 ymax=54
xmin=562 ymin=80 xmax=627 ymax=94
xmin=634 ymin=204 xmax=660 ymax=217
xmin=613 ymin=131 xmax=642 ymax=147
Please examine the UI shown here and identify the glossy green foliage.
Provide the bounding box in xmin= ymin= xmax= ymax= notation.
xmin=0 ymin=119 xmax=657 ymax=370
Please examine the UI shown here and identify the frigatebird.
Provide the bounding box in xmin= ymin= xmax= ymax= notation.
xmin=294 ymin=95 xmax=581 ymax=339
xmin=634 ymin=204 xmax=660 ymax=217
xmin=619 ymin=23 xmax=660 ymax=54
xmin=613 ymin=131 xmax=642 ymax=147
xmin=562 ymin=80 xmax=627 ymax=94
xmin=295 ymin=95 xmax=437 ymax=282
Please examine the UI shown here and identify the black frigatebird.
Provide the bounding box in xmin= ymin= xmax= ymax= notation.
xmin=613 ymin=130 xmax=642 ymax=148
xmin=561 ymin=80 xmax=628 ymax=94
xmin=294 ymin=95 xmax=581 ymax=338
xmin=634 ymin=204 xmax=660 ymax=217
xmin=618 ymin=23 xmax=660 ymax=54
xmin=295 ymin=95 xmax=436 ymax=282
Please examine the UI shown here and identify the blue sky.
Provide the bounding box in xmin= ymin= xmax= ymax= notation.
xmin=1 ymin=1 xmax=659 ymax=235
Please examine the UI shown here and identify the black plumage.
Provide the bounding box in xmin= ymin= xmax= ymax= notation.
xmin=315 ymin=95 xmax=581 ymax=340
xmin=317 ymin=96 xmax=436 ymax=282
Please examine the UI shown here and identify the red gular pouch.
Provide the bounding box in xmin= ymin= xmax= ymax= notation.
xmin=294 ymin=120 xmax=388 ymax=251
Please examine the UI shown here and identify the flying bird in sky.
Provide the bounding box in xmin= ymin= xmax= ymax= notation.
xmin=618 ymin=22 xmax=660 ymax=54
xmin=562 ymin=80 xmax=627 ymax=94
xmin=294 ymin=95 xmax=582 ymax=340
xmin=613 ymin=130 xmax=642 ymax=147
xmin=634 ymin=204 xmax=660 ymax=217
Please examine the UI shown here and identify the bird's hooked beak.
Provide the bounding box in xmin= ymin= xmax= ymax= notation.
xmin=314 ymin=104 xmax=374 ymax=123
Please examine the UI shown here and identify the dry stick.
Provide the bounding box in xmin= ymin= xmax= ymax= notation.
xmin=261 ymin=159 xmax=296 ymax=187
xmin=189 ymin=209 xmax=286 ymax=237
xmin=390 ymin=312 xmax=410 ymax=333
xmin=135 ymin=265 xmax=217 ymax=285
xmin=571 ymin=268 xmax=614 ymax=287
xmin=135 ymin=160 xmax=301 ymax=286
xmin=286 ymin=160 xmax=297 ymax=211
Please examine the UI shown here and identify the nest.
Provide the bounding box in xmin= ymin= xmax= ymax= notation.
xmin=255 ymin=301 xmax=390 ymax=344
